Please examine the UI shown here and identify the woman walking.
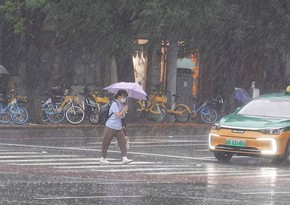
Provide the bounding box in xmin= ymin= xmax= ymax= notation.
xmin=100 ymin=89 xmax=133 ymax=165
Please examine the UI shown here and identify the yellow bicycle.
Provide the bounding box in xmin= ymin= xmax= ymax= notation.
xmin=60 ymin=89 xmax=85 ymax=124
xmin=137 ymin=94 xmax=191 ymax=123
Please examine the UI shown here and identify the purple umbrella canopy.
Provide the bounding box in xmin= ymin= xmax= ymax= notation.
xmin=104 ymin=82 xmax=147 ymax=100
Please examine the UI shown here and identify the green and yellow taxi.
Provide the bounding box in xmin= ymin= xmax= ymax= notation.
xmin=209 ymin=89 xmax=290 ymax=164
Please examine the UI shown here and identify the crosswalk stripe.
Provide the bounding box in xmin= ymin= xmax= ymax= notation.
xmin=57 ymin=167 xmax=201 ymax=172
xmin=0 ymin=158 xmax=97 ymax=163
xmin=0 ymin=152 xmax=41 ymax=154
xmin=15 ymin=161 xmax=158 ymax=166
xmin=0 ymin=147 xmax=280 ymax=179
xmin=88 ymin=140 xmax=208 ymax=145
xmin=0 ymin=148 xmax=210 ymax=174
xmin=0 ymin=143 xmax=220 ymax=176
xmin=0 ymin=155 xmax=75 ymax=159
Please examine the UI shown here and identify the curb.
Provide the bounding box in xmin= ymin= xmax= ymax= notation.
xmin=0 ymin=122 xmax=212 ymax=137
xmin=0 ymin=122 xmax=211 ymax=129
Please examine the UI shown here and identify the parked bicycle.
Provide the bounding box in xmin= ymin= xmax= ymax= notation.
xmin=210 ymin=95 xmax=224 ymax=118
xmin=82 ymin=86 xmax=110 ymax=124
xmin=137 ymin=93 xmax=191 ymax=123
xmin=41 ymin=92 xmax=65 ymax=124
xmin=42 ymin=87 xmax=85 ymax=124
xmin=61 ymin=89 xmax=85 ymax=124
xmin=191 ymin=97 xmax=218 ymax=123
xmin=0 ymin=93 xmax=29 ymax=125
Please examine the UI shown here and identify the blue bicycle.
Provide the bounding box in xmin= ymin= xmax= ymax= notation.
xmin=42 ymin=96 xmax=65 ymax=123
xmin=0 ymin=95 xmax=29 ymax=125
xmin=191 ymin=98 xmax=218 ymax=124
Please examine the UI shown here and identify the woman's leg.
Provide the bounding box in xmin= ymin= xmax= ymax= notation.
xmin=115 ymin=129 xmax=127 ymax=157
xmin=101 ymin=126 xmax=116 ymax=158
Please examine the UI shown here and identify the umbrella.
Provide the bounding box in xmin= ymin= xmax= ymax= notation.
xmin=234 ymin=87 xmax=251 ymax=104
xmin=0 ymin=65 xmax=9 ymax=75
xmin=104 ymin=82 xmax=147 ymax=100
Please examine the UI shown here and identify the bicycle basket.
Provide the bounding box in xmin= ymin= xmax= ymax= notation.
xmin=72 ymin=95 xmax=81 ymax=103
xmin=16 ymin=95 xmax=28 ymax=103
xmin=95 ymin=97 xmax=109 ymax=104
xmin=155 ymin=96 xmax=167 ymax=103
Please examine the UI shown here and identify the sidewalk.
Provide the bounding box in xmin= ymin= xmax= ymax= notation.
xmin=0 ymin=122 xmax=211 ymax=137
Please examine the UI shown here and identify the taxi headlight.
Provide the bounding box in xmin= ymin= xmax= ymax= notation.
xmin=257 ymin=138 xmax=277 ymax=154
xmin=208 ymin=133 xmax=220 ymax=150
xmin=260 ymin=128 xmax=284 ymax=135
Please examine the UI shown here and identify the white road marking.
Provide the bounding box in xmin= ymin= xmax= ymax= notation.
xmin=0 ymin=155 xmax=75 ymax=159
xmin=130 ymin=144 xmax=208 ymax=148
xmin=144 ymin=171 xmax=257 ymax=176
xmin=56 ymin=166 xmax=200 ymax=171
xmin=16 ymin=161 xmax=157 ymax=166
xmin=34 ymin=195 xmax=145 ymax=200
xmin=88 ymin=140 xmax=208 ymax=145
xmin=0 ymin=142 xmax=213 ymax=161
xmin=0 ymin=152 xmax=41 ymax=155
xmin=0 ymin=158 xmax=99 ymax=163
xmin=130 ymin=135 xmax=208 ymax=139
xmin=240 ymin=191 xmax=290 ymax=195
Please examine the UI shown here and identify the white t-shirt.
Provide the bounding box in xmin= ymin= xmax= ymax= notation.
xmin=105 ymin=100 xmax=123 ymax=130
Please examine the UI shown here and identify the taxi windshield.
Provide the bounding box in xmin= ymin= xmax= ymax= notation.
xmin=237 ymin=98 xmax=290 ymax=118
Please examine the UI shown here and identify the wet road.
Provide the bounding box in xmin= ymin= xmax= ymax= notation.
xmin=0 ymin=132 xmax=289 ymax=204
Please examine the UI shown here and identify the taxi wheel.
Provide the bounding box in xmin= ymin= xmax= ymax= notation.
xmin=282 ymin=142 xmax=290 ymax=164
xmin=214 ymin=152 xmax=233 ymax=163
xmin=272 ymin=142 xmax=290 ymax=165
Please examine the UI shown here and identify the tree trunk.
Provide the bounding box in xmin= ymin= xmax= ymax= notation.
xmin=0 ymin=6 xmax=3 ymax=64
xmin=146 ymin=43 xmax=162 ymax=93
xmin=165 ymin=41 xmax=178 ymax=122
xmin=115 ymin=50 xmax=137 ymax=122
xmin=116 ymin=51 xmax=135 ymax=82
xmin=166 ymin=41 xmax=178 ymax=107
xmin=24 ymin=9 xmax=47 ymax=124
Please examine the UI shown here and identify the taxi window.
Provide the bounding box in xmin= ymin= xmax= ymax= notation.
xmin=237 ymin=99 xmax=290 ymax=118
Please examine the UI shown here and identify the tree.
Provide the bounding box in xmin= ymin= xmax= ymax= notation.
xmin=195 ymin=0 xmax=290 ymax=112
xmin=0 ymin=0 xmax=49 ymax=123
xmin=1 ymin=0 xmax=290 ymax=121
xmin=135 ymin=0 xmax=205 ymax=106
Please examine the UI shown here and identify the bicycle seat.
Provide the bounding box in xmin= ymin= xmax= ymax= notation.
xmin=172 ymin=94 xmax=180 ymax=98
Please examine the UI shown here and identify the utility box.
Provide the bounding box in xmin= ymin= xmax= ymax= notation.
xmin=176 ymin=68 xmax=193 ymax=108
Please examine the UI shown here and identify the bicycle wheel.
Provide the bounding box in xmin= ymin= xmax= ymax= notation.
xmin=149 ymin=104 xmax=167 ymax=122
xmin=200 ymin=107 xmax=217 ymax=123
xmin=9 ymin=106 xmax=29 ymax=125
xmin=46 ymin=105 xmax=65 ymax=123
xmin=0 ymin=110 xmax=11 ymax=124
xmin=174 ymin=104 xmax=191 ymax=123
xmin=66 ymin=105 xmax=85 ymax=124
xmin=89 ymin=110 xmax=100 ymax=124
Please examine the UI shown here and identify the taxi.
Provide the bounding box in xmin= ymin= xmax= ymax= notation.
xmin=209 ymin=88 xmax=290 ymax=164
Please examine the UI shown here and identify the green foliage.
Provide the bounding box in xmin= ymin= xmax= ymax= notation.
xmin=25 ymin=0 xmax=46 ymax=9
xmin=1 ymin=0 xmax=290 ymax=89
xmin=1 ymin=0 xmax=290 ymax=53
xmin=3 ymin=0 xmax=289 ymax=56
xmin=0 ymin=0 xmax=23 ymax=33
xmin=1 ymin=0 xmax=47 ymax=33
